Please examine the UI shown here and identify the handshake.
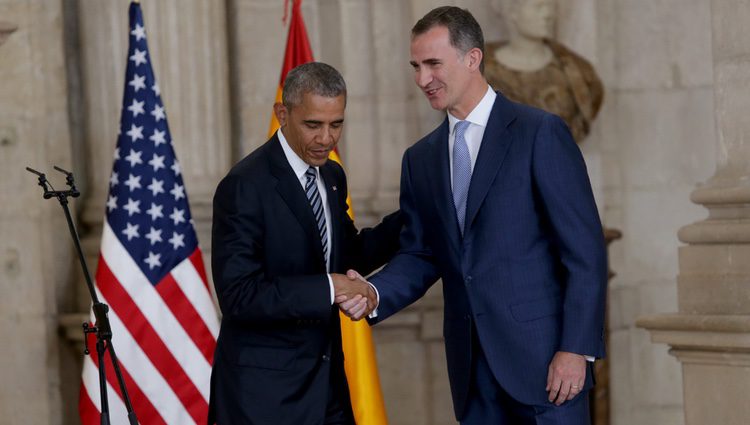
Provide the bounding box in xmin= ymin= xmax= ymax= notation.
xmin=331 ymin=270 xmax=376 ymax=321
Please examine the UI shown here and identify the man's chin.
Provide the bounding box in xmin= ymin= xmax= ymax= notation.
xmin=308 ymin=156 xmax=329 ymax=166
xmin=427 ymin=98 xmax=447 ymax=111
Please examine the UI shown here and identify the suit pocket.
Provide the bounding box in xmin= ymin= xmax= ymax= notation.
xmin=509 ymin=295 xmax=562 ymax=322
xmin=236 ymin=345 xmax=297 ymax=371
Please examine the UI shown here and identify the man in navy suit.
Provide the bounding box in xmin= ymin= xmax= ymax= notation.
xmin=210 ymin=62 xmax=400 ymax=425
xmin=341 ymin=6 xmax=606 ymax=425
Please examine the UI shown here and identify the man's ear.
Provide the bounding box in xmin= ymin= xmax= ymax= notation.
xmin=273 ymin=102 xmax=288 ymax=127
xmin=466 ymin=47 xmax=483 ymax=72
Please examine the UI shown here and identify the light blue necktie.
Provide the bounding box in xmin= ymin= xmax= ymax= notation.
xmin=305 ymin=167 xmax=328 ymax=261
xmin=452 ymin=120 xmax=472 ymax=235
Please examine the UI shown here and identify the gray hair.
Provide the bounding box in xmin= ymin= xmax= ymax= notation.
xmin=412 ymin=6 xmax=485 ymax=73
xmin=282 ymin=62 xmax=347 ymax=108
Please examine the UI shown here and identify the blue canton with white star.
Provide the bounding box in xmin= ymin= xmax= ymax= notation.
xmin=105 ymin=3 xmax=198 ymax=285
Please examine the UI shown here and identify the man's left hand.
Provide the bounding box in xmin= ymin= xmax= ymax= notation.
xmin=546 ymin=351 xmax=586 ymax=406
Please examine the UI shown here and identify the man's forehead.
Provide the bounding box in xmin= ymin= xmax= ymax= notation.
xmin=411 ymin=26 xmax=454 ymax=52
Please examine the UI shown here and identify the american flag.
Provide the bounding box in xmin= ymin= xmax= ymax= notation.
xmin=79 ymin=3 xmax=219 ymax=424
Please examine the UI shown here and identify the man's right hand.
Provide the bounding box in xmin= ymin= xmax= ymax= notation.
xmin=331 ymin=270 xmax=376 ymax=320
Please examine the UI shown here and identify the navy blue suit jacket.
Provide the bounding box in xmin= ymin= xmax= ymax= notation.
xmin=370 ymin=93 xmax=607 ymax=417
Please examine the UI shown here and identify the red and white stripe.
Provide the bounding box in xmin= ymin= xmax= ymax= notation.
xmin=80 ymin=222 xmax=219 ymax=424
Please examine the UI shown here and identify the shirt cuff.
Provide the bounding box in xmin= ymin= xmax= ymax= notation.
xmin=367 ymin=282 xmax=379 ymax=318
xmin=585 ymin=355 xmax=595 ymax=362
xmin=327 ymin=274 xmax=334 ymax=305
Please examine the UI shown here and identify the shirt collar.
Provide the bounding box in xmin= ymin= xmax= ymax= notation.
xmin=447 ymin=85 xmax=496 ymax=134
xmin=277 ymin=128 xmax=316 ymax=180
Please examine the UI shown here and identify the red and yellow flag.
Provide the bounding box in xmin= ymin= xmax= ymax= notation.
xmin=269 ymin=1 xmax=388 ymax=424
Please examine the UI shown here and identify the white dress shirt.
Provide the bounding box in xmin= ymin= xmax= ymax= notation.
xmin=447 ymin=86 xmax=496 ymax=186
xmin=277 ymin=130 xmax=336 ymax=303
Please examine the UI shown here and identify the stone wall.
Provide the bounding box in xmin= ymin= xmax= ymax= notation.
xmin=594 ymin=1 xmax=715 ymax=424
xmin=0 ymin=0 xmax=722 ymax=424
xmin=0 ymin=1 xmax=74 ymax=423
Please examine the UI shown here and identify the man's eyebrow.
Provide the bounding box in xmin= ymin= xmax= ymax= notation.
xmin=302 ymin=119 xmax=345 ymax=124
xmin=411 ymin=58 xmax=441 ymax=66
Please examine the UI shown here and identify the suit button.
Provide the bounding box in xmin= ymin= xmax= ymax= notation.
xmin=464 ymin=276 xmax=472 ymax=285
xmin=322 ymin=355 xmax=330 ymax=362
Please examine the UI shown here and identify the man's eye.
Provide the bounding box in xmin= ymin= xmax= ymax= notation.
xmin=305 ymin=123 xmax=320 ymax=129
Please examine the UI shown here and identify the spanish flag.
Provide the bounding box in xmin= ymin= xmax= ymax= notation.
xmin=269 ymin=1 xmax=388 ymax=424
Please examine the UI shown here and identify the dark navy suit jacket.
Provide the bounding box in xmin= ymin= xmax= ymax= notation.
xmin=370 ymin=93 xmax=607 ymax=417
xmin=209 ymin=135 xmax=401 ymax=424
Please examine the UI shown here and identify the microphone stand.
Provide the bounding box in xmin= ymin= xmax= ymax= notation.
xmin=26 ymin=166 xmax=138 ymax=425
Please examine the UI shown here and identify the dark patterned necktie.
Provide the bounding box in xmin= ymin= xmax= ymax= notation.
xmin=305 ymin=167 xmax=328 ymax=261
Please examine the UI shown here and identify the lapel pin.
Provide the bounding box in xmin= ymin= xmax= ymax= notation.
xmin=332 ymin=186 xmax=337 ymax=191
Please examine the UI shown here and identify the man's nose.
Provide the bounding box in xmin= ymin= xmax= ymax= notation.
xmin=416 ymin=69 xmax=432 ymax=88
xmin=321 ymin=126 xmax=334 ymax=144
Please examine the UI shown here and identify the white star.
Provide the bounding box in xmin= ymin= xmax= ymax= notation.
xmin=113 ymin=147 xmax=120 ymax=160
xmin=129 ymin=48 xmax=147 ymax=66
xmin=109 ymin=172 xmax=119 ymax=187
xmin=148 ymin=153 xmax=166 ymax=172
xmin=144 ymin=251 xmax=162 ymax=270
xmin=124 ymin=149 xmax=143 ymax=167
xmin=170 ymin=183 xmax=185 ymax=201
xmin=129 ymin=74 xmax=146 ymax=92
xmin=127 ymin=99 xmax=145 ymax=117
xmin=151 ymin=104 xmax=165 ymax=122
xmin=124 ymin=173 xmax=142 ymax=192
xmin=169 ymin=207 xmax=185 ymax=225
xmin=171 ymin=160 xmax=181 ymax=176
xmin=123 ymin=198 xmax=141 ymax=216
xmin=152 ymin=82 xmax=160 ymax=96
xmin=130 ymin=23 xmax=146 ymax=41
xmin=147 ymin=178 xmax=165 ymax=197
xmin=145 ymin=227 xmax=163 ymax=246
xmin=168 ymin=232 xmax=185 ymax=250
xmin=122 ymin=222 xmax=140 ymax=241
xmin=126 ymin=124 xmax=144 ymax=142
xmin=146 ymin=203 xmax=164 ymax=221
xmin=106 ymin=195 xmax=118 ymax=212
xmin=149 ymin=129 xmax=166 ymax=147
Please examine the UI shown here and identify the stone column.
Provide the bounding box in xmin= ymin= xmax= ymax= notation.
xmin=638 ymin=1 xmax=750 ymax=424
xmin=0 ymin=1 xmax=74 ymax=422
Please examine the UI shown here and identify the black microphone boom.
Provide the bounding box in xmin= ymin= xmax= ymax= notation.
xmin=26 ymin=166 xmax=138 ymax=425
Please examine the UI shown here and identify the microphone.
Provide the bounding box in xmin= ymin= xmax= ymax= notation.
xmin=53 ymin=165 xmax=80 ymax=198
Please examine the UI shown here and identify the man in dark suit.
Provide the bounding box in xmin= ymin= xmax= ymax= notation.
xmin=341 ymin=6 xmax=607 ymax=425
xmin=209 ymin=62 xmax=400 ymax=425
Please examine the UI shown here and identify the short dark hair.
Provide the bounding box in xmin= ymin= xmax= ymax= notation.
xmin=282 ymin=62 xmax=347 ymax=108
xmin=412 ymin=6 xmax=485 ymax=73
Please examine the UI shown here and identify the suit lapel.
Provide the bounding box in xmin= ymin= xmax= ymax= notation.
xmin=428 ymin=118 xmax=462 ymax=252
xmin=267 ymin=136 xmax=325 ymax=264
xmin=319 ymin=163 xmax=342 ymax=271
xmin=464 ymin=94 xmax=517 ymax=234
